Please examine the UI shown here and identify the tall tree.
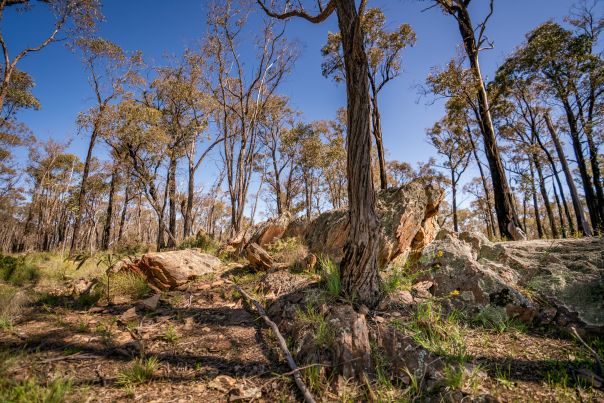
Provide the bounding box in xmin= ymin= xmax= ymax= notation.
xmin=321 ymin=7 xmax=416 ymax=189
xmin=431 ymin=0 xmax=524 ymax=240
xmin=259 ymin=0 xmax=382 ymax=307
xmin=71 ymin=39 xmax=141 ymax=254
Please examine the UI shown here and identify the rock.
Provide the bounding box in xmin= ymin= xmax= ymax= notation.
xmin=415 ymin=232 xmax=604 ymax=336
xmin=245 ymin=243 xmax=273 ymax=271
xmin=304 ymin=180 xmax=444 ymax=266
xmin=208 ymin=375 xmax=237 ymax=393
xmin=229 ymin=386 xmax=262 ymax=402
xmin=248 ymin=212 xmax=291 ymax=247
xmin=120 ymin=307 xmax=138 ymax=322
xmin=304 ymin=253 xmax=318 ymax=272
xmin=412 ymin=281 xmax=434 ymax=299
xmin=118 ymin=250 xmax=222 ymax=290
xmin=69 ymin=278 xmax=99 ymax=296
xmin=283 ymin=218 xmax=308 ymax=239
xmin=140 ymin=293 xmax=161 ymax=310
xmin=327 ymin=304 xmax=372 ymax=380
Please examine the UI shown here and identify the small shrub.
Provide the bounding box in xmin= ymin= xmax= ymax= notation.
xmin=296 ymin=305 xmax=333 ymax=347
xmin=162 ymin=324 xmax=179 ymax=344
xmin=474 ymin=305 xmax=526 ymax=333
xmin=113 ymin=242 xmax=151 ymax=256
xmin=318 ymin=256 xmax=340 ymax=298
xmin=0 ymin=255 xmax=40 ymax=286
xmin=100 ymin=272 xmax=151 ymax=301
xmin=179 ymin=234 xmax=219 ymax=254
xmin=116 ymin=357 xmax=158 ymax=387
xmin=266 ymin=237 xmax=308 ymax=267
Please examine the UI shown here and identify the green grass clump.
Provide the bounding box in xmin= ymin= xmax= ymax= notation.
xmin=474 ymin=305 xmax=527 ymax=333
xmin=116 ymin=357 xmax=158 ymax=387
xmin=296 ymin=305 xmax=333 ymax=348
xmin=318 ymin=256 xmax=340 ymax=298
xmin=179 ymin=234 xmax=219 ymax=254
xmin=394 ymin=301 xmax=467 ymax=362
xmin=0 ymin=255 xmax=40 ymax=286
xmin=0 ymin=377 xmax=72 ymax=403
xmin=162 ymin=325 xmax=180 ymax=344
xmin=100 ymin=272 xmax=151 ymax=301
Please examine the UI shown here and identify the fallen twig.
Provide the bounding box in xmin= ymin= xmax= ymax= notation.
xmin=234 ymin=285 xmax=316 ymax=403
xmin=571 ymin=326 xmax=603 ymax=376
xmin=38 ymin=352 xmax=98 ymax=364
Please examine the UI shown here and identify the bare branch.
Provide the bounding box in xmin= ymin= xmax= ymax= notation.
xmin=257 ymin=0 xmax=336 ymax=24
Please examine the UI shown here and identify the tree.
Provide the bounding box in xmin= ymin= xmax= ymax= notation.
xmin=70 ymin=38 xmax=142 ymax=254
xmin=501 ymin=21 xmax=603 ymax=232
xmin=431 ymin=0 xmax=524 ymax=240
xmin=205 ymin=0 xmax=297 ymax=237
xmin=0 ymin=0 xmax=101 ymax=111
xmin=321 ymin=7 xmax=416 ymax=189
xmin=427 ymin=114 xmax=471 ymax=232
xmin=258 ymin=0 xmax=382 ymax=307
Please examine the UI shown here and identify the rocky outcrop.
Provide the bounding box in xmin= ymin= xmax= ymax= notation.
xmin=414 ymin=231 xmax=604 ymax=335
xmin=248 ymin=212 xmax=291 ymax=247
xmin=117 ymin=250 xmax=222 ymax=290
xmin=245 ymin=242 xmax=274 ymax=271
xmin=304 ymin=180 xmax=444 ymax=266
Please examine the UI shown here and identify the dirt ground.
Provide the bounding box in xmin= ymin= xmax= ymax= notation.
xmin=1 ymin=260 xmax=603 ymax=402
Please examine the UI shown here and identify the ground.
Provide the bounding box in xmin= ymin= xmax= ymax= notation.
xmin=0 ymin=249 xmax=603 ymax=402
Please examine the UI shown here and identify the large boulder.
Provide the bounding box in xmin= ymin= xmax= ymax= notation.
xmin=414 ymin=232 xmax=604 ymax=336
xmin=119 ymin=250 xmax=222 ymax=290
xmin=248 ymin=212 xmax=292 ymax=247
xmin=304 ymin=180 xmax=444 ymax=266
xmin=245 ymin=242 xmax=273 ymax=271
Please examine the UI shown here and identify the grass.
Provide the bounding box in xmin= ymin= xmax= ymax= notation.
xmin=266 ymin=237 xmax=308 ymax=268
xmin=178 ymin=234 xmax=219 ymax=255
xmin=296 ymin=304 xmax=333 ymax=348
xmin=0 ymin=255 xmax=40 ymax=286
xmin=393 ymin=301 xmax=468 ymax=363
xmin=443 ymin=363 xmax=483 ymax=392
xmin=318 ymin=256 xmax=340 ymax=298
xmin=381 ymin=261 xmax=431 ymax=295
xmin=162 ymin=324 xmax=180 ymax=344
xmin=116 ymin=357 xmax=158 ymax=387
xmin=0 ymin=378 xmax=73 ymax=403
xmin=474 ymin=305 xmax=527 ymax=334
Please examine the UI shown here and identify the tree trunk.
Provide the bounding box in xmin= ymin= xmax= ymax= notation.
xmin=545 ymin=113 xmax=591 ymax=236
xmin=533 ymin=154 xmax=558 ymax=238
xmin=101 ymin=166 xmax=118 ymax=250
xmin=370 ymin=87 xmax=387 ymax=190
xmin=70 ymin=126 xmax=99 ymax=255
xmin=455 ymin=6 xmax=522 ymax=240
xmin=167 ymin=155 xmax=177 ymax=248
xmin=336 ymin=0 xmax=381 ymax=307
xmin=117 ymin=186 xmax=129 ymax=243
xmin=451 ymin=168 xmax=459 ymax=232
xmin=468 ymin=132 xmax=497 ymax=238
xmin=529 ymin=159 xmax=544 ymax=239
xmin=183 ymin=159 xmax=195 ymax=239
xmin=552 ymin=183 xmax=567 ymax=238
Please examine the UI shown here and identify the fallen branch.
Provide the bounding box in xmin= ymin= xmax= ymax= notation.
xmin=234 ymin=285 xmax=316 ymax=403
xmin=571 ymin=326 xmax=603 ymax=376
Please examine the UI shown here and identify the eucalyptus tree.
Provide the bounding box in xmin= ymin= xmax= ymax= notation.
xmin=427 ymin=114 xmax=472 ymax=232
xmin=0 ymin=0 xmax=101 ymax=111
xmin=429 ymin=0 xmax=524 ymax=240
xmin=204 ymin=0 xmax=297 ymax=237
xmin=321 ymin=7 xmax=416 ymax=189
xmin=258 ymin=0 xmax=382 ymax=306
xmin=501 ymin=20 xmax=603 ymax=232
xmin=71 ymin=39 xmax=142 ymax=254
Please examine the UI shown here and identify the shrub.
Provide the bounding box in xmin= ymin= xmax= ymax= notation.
xmin=179 ymin=233 xmax=219 ymax=254
xmin=0 ymin=255 xmax=40 ymax=286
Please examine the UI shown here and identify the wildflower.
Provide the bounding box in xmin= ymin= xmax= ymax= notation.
xmin=449 ymin=289 xmax=460 ymax=297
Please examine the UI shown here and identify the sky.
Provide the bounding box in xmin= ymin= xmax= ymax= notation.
xmin=3 ymin=0 xmax=589 ymax=214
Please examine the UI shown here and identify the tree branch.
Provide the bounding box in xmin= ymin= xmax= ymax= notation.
xmin=257 ymin=0 xmax=335 ymax=24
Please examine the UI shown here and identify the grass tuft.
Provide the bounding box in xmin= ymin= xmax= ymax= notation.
xmin=116 ymin=357 xmax=158 ymax=387
xmin=318 ymin=256 xmax=340 ymax=298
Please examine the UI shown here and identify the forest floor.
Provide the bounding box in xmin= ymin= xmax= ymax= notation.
xmin=0 ymin=251 xmax=603 ymax=402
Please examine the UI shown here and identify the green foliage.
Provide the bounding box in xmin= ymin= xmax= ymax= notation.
xmin=0 ymin=377 xmax=72 ymax=403
xmin=474 ymin=305 xmax=527 ymax=333
xmin=162 ymin=324 xmax=180 ymax=344
xmin=0 ymin=255 xmax=40 ymax=286
xmin=116 ymin=357 xmax=158 ymax=387
xmin=318 ymin=256 xmax=340 ymax=298
xmin=443 ymin=364 xmax=482 ymax=392
xmin=381 ymin=262 xmax=430 ymax=294
xmin=394 ymin=301 xmax=467 ymax=362
xmin=179 ymin=234 xmax=219 ymax=254
xmin=109 ymin=273 xmax=151 ymax=300
xmin=296 ymin=305 xmax=333 ymax=348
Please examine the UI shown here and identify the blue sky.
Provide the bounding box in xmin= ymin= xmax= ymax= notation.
xmin=4 ymin=0 xmax=585 ymax=212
